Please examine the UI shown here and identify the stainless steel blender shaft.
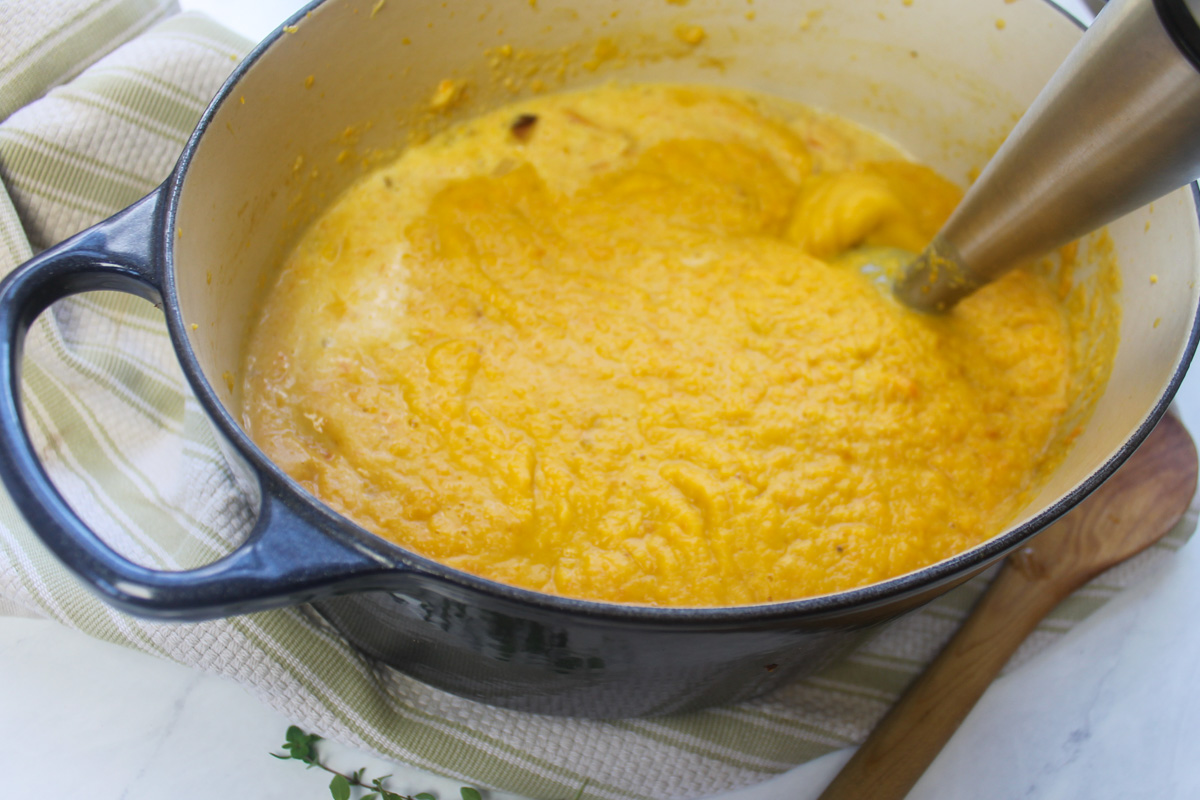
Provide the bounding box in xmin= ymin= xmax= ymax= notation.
xmin=894 ymin=0 xmax=1200 ymax=312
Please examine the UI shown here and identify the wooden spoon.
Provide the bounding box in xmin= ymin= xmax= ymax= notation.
xmin=818 ymin=412 xmax=1199 ymax=800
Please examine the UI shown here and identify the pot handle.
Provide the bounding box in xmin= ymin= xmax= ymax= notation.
xmin=0 ymin=190 xmax=400 ymax=620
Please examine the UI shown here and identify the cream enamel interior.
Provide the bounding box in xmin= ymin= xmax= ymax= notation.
xmin=170 ymin=0 xmax=1200 ymax=591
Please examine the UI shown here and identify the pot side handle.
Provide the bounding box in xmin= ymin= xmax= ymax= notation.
xmin=0 ymin=189 xmax=401 ymax=620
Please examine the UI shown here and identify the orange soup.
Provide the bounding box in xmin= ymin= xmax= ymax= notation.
xmin=241 ymin=84 xmax=1078 ymax=606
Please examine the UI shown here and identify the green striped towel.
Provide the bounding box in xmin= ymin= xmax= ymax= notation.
xmin=0 ymin=3 xmax=1195 ymax=798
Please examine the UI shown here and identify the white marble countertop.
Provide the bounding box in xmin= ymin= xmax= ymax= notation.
xmin=6 ymin=0 xmax=1200 ymax=798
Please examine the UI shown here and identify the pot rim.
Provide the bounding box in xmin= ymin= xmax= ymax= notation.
xmin=159 ymin=0 xmax=1200 ymax=625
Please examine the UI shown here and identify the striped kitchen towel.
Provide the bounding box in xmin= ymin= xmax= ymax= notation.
xmin=0 ymin=3 xmax=1195 ymax=799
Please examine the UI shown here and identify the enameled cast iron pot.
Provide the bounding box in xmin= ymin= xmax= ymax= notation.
xmin=1 ymin=0 xmax=1198 ymax=717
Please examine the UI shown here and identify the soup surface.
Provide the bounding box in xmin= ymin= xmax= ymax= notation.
xmin=242 ymin=84 xmax=1076 ymax=606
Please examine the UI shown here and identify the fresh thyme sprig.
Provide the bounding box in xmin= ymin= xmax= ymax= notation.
xmin=272 ymin=725 xmax=483 ymax=800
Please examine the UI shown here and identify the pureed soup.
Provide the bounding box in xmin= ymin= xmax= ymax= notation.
xmin=241 ymin=83 xmax=1106 ymax=607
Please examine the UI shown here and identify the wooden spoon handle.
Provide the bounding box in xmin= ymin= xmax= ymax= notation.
xmin=816 ymin=556 xmax=1080 ymax=800
xmin=818 ymin=414 xmax=1197 ymax=799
